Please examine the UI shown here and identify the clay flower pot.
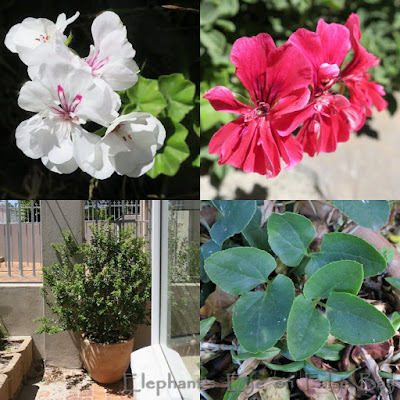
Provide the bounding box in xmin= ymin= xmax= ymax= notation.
xmin=81 ymin=336 xmax=134 ymax=384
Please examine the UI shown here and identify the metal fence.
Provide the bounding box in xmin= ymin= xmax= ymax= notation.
xmin=0 ymin=201 xmax=151 ymax=282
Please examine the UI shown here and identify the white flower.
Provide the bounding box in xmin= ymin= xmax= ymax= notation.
xmin=101 ymin=112 xmax=166 ymax=177
xmin=85 ymin=11 xmax=139 ymax=91
xmin=16 ymin=62 xmax=120 ymax=178
xmin=4 ymin=12 xmax=79 ymax=65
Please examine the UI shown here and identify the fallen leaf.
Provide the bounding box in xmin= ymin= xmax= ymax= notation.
xmin=259 ymin=380 xmax=290 ymax=400
xmin=238 ymin=357 xmax=260 ymax=378
xmin=297 ymin=378 xmax=356 ymax=400
xmin=200 ymin=286 xmax=238 ymax=339
xmin=238 ymin=376 xmax=293 ymax=400
xmin=352 ymin=342 xmax=391 ymax=364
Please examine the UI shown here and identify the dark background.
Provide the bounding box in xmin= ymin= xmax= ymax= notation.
xmin=0 ymin=0 xmax=199 ymax=199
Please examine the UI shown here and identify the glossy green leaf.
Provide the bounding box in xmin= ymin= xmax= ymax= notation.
xmin=306 ymin=233 xmax=387 ymax=278
xmin=326 ymin=292 xmax=395 ymax=345
xmin=303 ymin=361 xmax=356 ymax=382
xmin=223 ymin=376 xmax=246 ymax=400
xmin=275 ymin=341 xmax=294 ymax=361
xmin=315 ymin=344 xmax=346 ymax=361
xmin=200 ymin=240 xmax=221 ymax=282
xmin=210 ymin=200 xmax=257 ymax=245
xmin=147 ymin=119 xmax=189 ymax=178
xmin=331 ymin=200 xmax=389 ymax=230
xmin=391 ymin=312 xmax=400 ymax=331
xmin=264 ymin=360 xmax=305 ymax=372
xmin=303 ymin=260 xmax=364 ymax=300
xmin=192 ymin=155 xmax=200 ymax=167
xmin=231 ymin=347 xmax=280 ymax=361
xmin=126 ymin=76 xmax=167 ymax=116
xmin=200 ymin=317 xmax=216 ymax=340
xmin=242 ymin=208 xmax=270 ymax=251
xmin=200 ymin=0 xmax=218 ymax=26
xmin=233 ymin=275 xmax=294 ymax=353
xmin=287 ymin=295 xmax=330 ymax=361
xmin=205 ymin=247 xmax=275 ymax=294
xmin=158 ymin=73 xmax=195 ymax=122
xmin=267 ymin=212 xmax=316 ymax=266
xmin=385 ymin=277 xmax=400 ymax=289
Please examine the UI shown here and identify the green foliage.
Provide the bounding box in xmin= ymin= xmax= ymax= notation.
xmin=0 ymin=324 xmax=6 ymax=351
xmin=119 ymin=73 xmax=197 ymax=178
xmin=200 ymin=316 xmax=216 ymax=340
xmin=37 ymin=222 xmax=151 ymax=344
xmin=201 ymin=0 xmax=400 ymax=183
xmin=202 ymin=201 xmax=397 ymax=367
xmin=331 ymin=200 xmax=390 ymax=230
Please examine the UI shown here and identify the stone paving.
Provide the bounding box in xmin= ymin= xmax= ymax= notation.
xmin=201 ymin=102 xmax=400 ymax=199
xmin=18 ymin=368 xmax=134 ymax=400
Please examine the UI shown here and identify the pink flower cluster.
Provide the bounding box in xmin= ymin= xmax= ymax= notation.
xmin=204 ymin=14 xmax=387 ymax=178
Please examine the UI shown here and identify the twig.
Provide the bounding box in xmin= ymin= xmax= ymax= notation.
xmin=308 ymin=200 xmax=317 ymax=217
xmin=201 ymin=390 xmax=214 ymax=400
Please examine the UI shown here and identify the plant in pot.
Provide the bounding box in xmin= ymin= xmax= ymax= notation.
xmin=36 ymin=221 xmax=151 ymax=384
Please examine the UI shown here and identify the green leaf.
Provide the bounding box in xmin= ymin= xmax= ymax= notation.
xmin=267 ymin=212 xmax=316 ymax=267
xmin=326 ymin=292 xmax=395 ymax=345
xmin=126 ymin=76 xmax=167 ymax=116
xmin=331 ymin=200 xmax=389 ymax=230
xmin=223 ymin=376 xmax=246 ymax=400
xmin=315 ymin=344 xmax=346 ymax=361
xmin=306 ymin=233 xmax=387 ymax=278
xmin=303 ymin=260 xmax=364 ymax=300
xmin=303 ymin=361 xmax=356 ymax=382
xmin=205 ymin=247 xmax=276 ymax=295
xmin=147 ymin=119 xmax=189 ymax=178
xmin=275 ymin=341 xmax=295 ymax=361
xmin=158 ymin=73 xmax=195 ymax=122
xmin=385 ymin=277 xmax=400 ymax=289
xmin=287 ymin=295 xmax=330 ymax=361
xmin=210 ymin=200 xmax=257 ymax=245
xmin=264 ymin=360 xmax=305 ymax=372
xmin=200 ymin=317 xmax=216 ymax=340
xmin=233 ymin=275 xmax=294 ymax=353
xmin=391 ymin=311 xmax=400 ymax=331
xmin=242 ymin=208 xmax=270 ymax=251
xmin=192 ymin=155 xmax=200 ymax=167
xmin=231 ymin=347 xmax=280 ymax=361
xmin=200 ymin=240 xmax=221 ymax=282
xmin=200 ymin=29 xmax=229 ymax=65
xmin=200 ymin=0 xmax=218 ymax=26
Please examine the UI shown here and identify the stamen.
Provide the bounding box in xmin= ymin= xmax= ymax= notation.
xmin=70 ymin=95 xmax=82 ymax=113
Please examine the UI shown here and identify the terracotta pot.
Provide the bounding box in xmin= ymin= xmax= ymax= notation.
xmin=81 ymin=336 xmax=134 ymax=384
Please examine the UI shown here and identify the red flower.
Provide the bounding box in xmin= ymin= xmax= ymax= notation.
xmin=204 ymin=34 xmax=313 ymax=177
xmin=340 ymin=13 xmax=388 ymax=124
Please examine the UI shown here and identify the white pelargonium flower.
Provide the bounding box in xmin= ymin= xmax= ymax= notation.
xmin=86 ymin=11 xmax=139 ymax=91
xmin=101 ymin=113 xmax=166 ymax=177
xmin=16 ymin=62 xmax=120 ymax=178
xmin=4 ymin=12 xmax=79 ymax=65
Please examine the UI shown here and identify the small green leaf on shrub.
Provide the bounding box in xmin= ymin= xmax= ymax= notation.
xmin=126 ymin=76 xmax=167 ymax=116
xmin=223 ymin=376 xmax=247 ymax=400
xmin=204 ymin=247 xmax=276 ymax=294
xmin=303 ymin=260 xmax=364 ymax=300
xmin=303 ymin=361 xmax=356 ymax=382
xmin=200 ymin=317 xmax=216 ymax=340
xmin=306 ymin=233 xmax=387 ymax=278
xmin=233 ymin=275 xmax=294 ymax=353
xmin=231 ymin=347 xmax=280 ymax=361
xmin=326 ymin=292 xmax=395 ymax=345
xmin=158 ymin=73 xmax=195 ymax=122
xmin=315 ymin=344 xmax=346 ymax=361
xmin=267 ymin=212 xmax=316 ymax=266
xmin=200 ymin=240 xmax=221 ymax=282
xmin=287 ymin=295 xmax=330 ymax=361
xmin=385 ymin=277 xmax=400 ymax=289
xmin=264 ymin=360 xmax=305 ymax=372
xmin=147 ymin=119 xmax=189 ymax=178
xmin=391 ymin=312 xmax=400 ymax=331
xmin=242 ymin=208 xmax=270 ymax=251
xmin=210 ymin=200 xmax=257 ymax=245
xmin=331 ymin=200 xmax=389 ymax=230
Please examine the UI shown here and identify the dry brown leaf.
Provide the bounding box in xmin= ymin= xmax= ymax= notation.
xmin=352 ymin=342 xmax=391 ymax=364
xmin=201 ymin=204 xmax=219 ymax=229
xmin=297 ymin=378 xmax=357 ymax=400
xmin=238 ymin=357 xmax=260 ymax=378
xmin=200 ymin=286 xmax=238 ymax=339
xmin=238 ymin=376 xmax=293 ymax=400
xmin=259 ymin=380 xmax=290 ymax=400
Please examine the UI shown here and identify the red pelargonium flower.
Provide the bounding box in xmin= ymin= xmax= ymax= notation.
xmin=203 ymin=34 xmax=313 ymax=178
xmin=288 ymin=20 xmax=361 ymax=156
xmin=340 ymin=13 xmax=388 ymax=122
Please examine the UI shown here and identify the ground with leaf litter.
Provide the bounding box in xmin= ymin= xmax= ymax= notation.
xmin=200 ymin=200 xmax=400 ymax=400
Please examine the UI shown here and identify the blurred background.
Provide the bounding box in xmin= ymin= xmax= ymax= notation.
xmin=0 ymin=0 xmax=199 ymax=199
xmin=200 ymin=0 xmax=400 ymax=199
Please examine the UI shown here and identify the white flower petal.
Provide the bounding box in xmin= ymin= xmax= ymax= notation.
xmin=41 ymin=155 xmax=78 ymax=174
xmin=91 ymin=11 xmax=124 ymax=47
xmin=18 ymin=80 xmax=55 ymax=113
xmin=55 ymin=11 xmax=79 ymax=33
xmin=101 ymin=58 xmax=139 ymax=91
xmin=4 ymin=23 xmax=21 ymax=52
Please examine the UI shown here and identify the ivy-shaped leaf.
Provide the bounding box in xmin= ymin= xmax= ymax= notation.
xmin=158 ymin=73 xmax=195 ymax=122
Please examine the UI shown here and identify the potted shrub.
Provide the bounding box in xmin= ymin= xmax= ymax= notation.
xmin=36 ymin=221 xmax=151 ymax=384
